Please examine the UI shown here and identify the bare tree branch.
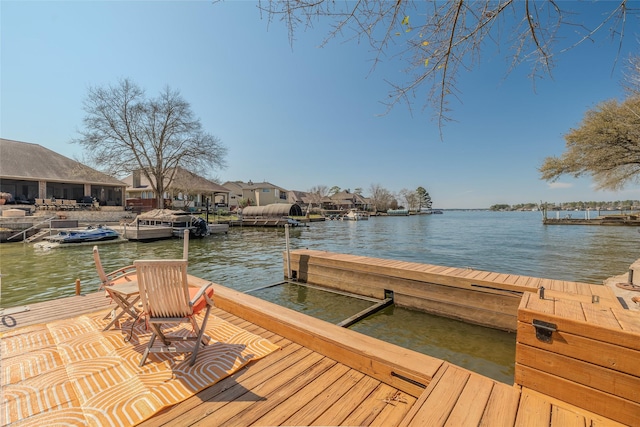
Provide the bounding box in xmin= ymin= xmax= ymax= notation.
xmin=74 ymin=78 xmax=227 ymax=207
xmin=255 ymin=0 xmax=636 ymax=135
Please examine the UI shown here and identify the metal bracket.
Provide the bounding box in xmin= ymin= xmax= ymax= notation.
xmin=532 ymin=319 xmax=557 ymax=343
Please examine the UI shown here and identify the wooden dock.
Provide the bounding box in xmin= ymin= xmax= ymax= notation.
xmin=2 ymin=266 xmax=637 ymax=425
xmin=284 ymin=249 xmax=631 ymax=331
xmin=542 ymin=212 xmax=640 ymax=226
xmin=283 ymin=250 xmax=640 ymax=425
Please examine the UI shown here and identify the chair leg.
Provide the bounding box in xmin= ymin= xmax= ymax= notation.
xmin=150 ymin=323 xmax=170 ymax=345
xmin=140 ymin=332 xmax=157 ymax=366
xmin=103 ymin=302 xmax=138 ymax=331
xmin=102 ymin=294 xmax=141 ymax=331
xmin=189 ymin=304 xmax=213 ymax=366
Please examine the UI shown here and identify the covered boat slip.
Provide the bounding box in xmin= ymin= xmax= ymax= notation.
xmin=2 ymin=274 xmax=635 ymax=425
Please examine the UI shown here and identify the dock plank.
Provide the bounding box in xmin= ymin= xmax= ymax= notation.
xmin=281 ymin=368 xmax=366 ymax=426
xmin=479 ymin=382 xmax=520 ymax=427
xmin=514 ymin=389 xmax=551 ymax=427
xmin=370 ymin=391 xmax=417 ymax=427
xmin=562 ymin=281 xmax=578 ymax=294
xmin=405 ymin=365 xmax=470 ymax=426
xmin=444 ymin=374 xmax=494 ymax=426
xmin=139 ymin=343 xmax=308 ymax=427
xmin=214 ymin=356 xmax=337 ymax=427
xmin=250 ymin=363 xmax=352 ymax=426
xmin=1 ymin=291 xmax=108 ymax=332
xmin=341 ymin=382 xmax=400 ymax=426
xmin=186 ymin=351 xmax=325 ymax=427
xmin=310 ymin=376 xmax=380 ymax=426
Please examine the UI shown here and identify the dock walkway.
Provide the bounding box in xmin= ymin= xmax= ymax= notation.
xmin=1 ymin=276 xmax=631 ymax=426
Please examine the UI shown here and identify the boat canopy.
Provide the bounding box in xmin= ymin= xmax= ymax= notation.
xmin=136 ymin=209 xmax=193 ymax=222
xmin=242 ymin=203 xmax=303 ymax=218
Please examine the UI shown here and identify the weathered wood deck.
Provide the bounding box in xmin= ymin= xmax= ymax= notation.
xmin=1 ymin=274 xmax=631 ymax=426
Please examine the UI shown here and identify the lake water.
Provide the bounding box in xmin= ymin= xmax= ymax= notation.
xmin=1 ymin=210 xmax=638 ymax=384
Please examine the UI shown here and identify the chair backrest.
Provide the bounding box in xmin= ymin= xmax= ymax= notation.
xmin=93 ymin=245 xmax=109 ymax=288
xmin=134 ymin=259 xmax=192 ymax=319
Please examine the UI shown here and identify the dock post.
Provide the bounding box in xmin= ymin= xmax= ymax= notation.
xmin=285 ymin=224 xmax=292 ymax=279
xmin=183 ymin=229 xmax=189 ymax=260
xmin=75 ymin=278 xmax=81 ymax=295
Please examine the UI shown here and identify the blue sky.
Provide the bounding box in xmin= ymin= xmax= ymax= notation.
xmin=1 ymin=1 xmax=639 ymax=209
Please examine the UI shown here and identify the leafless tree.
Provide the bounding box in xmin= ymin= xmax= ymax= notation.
xmin=75 ymin=78 xmax=227 ymax=208
xmin=622 ymin=54 xmax=640 ymax=96
xmin=368 ymin=183 xmax=394 ymax=212
xmin=400 ymin=188 xmax=420 ymax=211
xmin=307 ymin=185 xmax=330 ymax=211
xmin=257 ymin=1 xmax=634 ymax=134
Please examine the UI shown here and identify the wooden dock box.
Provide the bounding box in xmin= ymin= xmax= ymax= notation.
xmin=515 ymin=292 xmax=640 ymax=426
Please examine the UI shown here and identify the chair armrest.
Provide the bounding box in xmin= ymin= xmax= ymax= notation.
xmin=106 ymin=265 xmax=137 ymax=281
xmin=190 ymin=282 xmax=215 ymax=306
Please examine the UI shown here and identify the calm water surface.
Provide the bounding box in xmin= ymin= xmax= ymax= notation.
xmin=2 ymin=211 xmax=638 ymax=384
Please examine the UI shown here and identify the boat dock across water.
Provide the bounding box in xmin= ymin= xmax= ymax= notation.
xmin=2 ymin=251 xmax=638 ymax=426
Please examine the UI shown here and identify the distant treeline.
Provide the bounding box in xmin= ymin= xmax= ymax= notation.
xmin=489 ymin=200 xmax=640 ymax=212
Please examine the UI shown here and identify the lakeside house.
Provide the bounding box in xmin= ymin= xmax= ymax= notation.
xmin=0 ymin=138 xmax=126 ymax=207
xmin=222 ymin=180 xmax=289 ymax=210
xmin=287 ymin=189 xmax=372 ymax=214
xmin=322 ymin=189 xmax=371 ymax=212
xmin=122 ymin=168 xmax=230 ymax=212
xmin=287 ymin=190 xmax=312 ymax=212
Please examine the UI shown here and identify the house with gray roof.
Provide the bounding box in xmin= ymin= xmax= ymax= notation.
xmin=0 ymin=138 xmax=126 ymax=206
xmin=222 ymin=180 xmax=289 ymax=209
xmin=287 ymin=190 xmax=310 ymax=210
xmin=122 ymin=167 xmax=230 ymax=211
xmin=323 ymin=190 xmax=370 ymax=211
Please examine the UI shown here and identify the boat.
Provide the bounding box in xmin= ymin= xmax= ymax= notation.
xmin=342 ymin=208 xmax=369 ymax=220
xmin=43 ymin=225 xmax=120 ymax=244
xmin=386 ymin=209 xmax=409 ymax=216
xmin=133 ymin=209 xmax=210 ymax=238
xmin=419 ymin=208 xmax=443 ymax=214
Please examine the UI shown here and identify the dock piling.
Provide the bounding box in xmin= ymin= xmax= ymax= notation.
xmin=285 ymin=224 xmax=291 ymax=279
